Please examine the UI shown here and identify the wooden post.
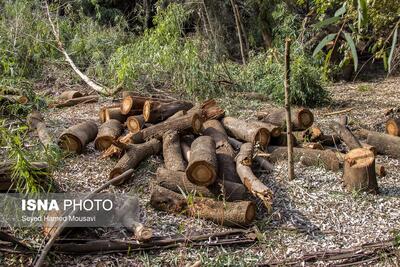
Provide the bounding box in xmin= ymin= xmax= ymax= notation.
xmin=284 ymin=38 xmax=294 ymax=180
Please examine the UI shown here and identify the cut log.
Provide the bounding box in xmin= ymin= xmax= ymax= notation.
xmin=250 ymin=121 xmax=282 ymax=138
xmin=130 ymin=112 xmax=203 ymax=143
xmin=166 ymin=110 xmax=186 ymax=121
xmin=53 ymin=95 xmax=99 ymax=108
xmin=236 ymin=143 xmax=273 ymax=212
xmin=386 ymin=118 xmax=400 ymax=137
xmin=227 ymin=137 xmax=274 ymax=172
xmin=58 ymin=121 xmax=98 ymax=153
xmin=0 ymin=94 xmax=29 ymax=104
xmin=94 ymin=119 xmax=123 ymax=151
xmin=180 ymin=140 xmax=191 ymax=162
xmin=270 ymin=133 xmax=298 ymax=147
xmin=203 ymin=120 xmax=240 ymax=183
xmin=120 ymin=95 xmax=171 ymax=115
xmin=366 ymin=131 xmax=400 ymax=158
xmin=189 ymin=99 xmax=225 ymax=120
xmin=329 ymin=121 xmax=361 ymax=150
xmin=156 ymin=167 xmax=247 ymax=201
xmin=353 ymin=128 xmax=371 ymax=140
xmin=339 ymin=115 xmax=348 ymax=126
xmin=27 ymin=111 xmax=53 ymax=147
xmin=58 ymin=91 xmax=83 ymax=101
xmin=110 ymin=139 xmax=161 ymax=185
xmin=260 ymin=108 xmax=314 ymax=131
xmin=268 ymin=146 xmax=340 ymax=171
xmin=186 ymin=136 xmax=217 ymax=186
xmin=143 ymin=100 xmax=193 ymax=123
xmin=150 ymin=185 xmax=255 ymax=227
xmin=99 ymin=105 xmax=120 ymax=123
xmin=126 ymin=115 xmax=145 ymax=133
xmin=318 ymin=134 xmax=341 ymax=146
xmin=301 ymin=127 xmax=323 ymax=142
xmin=221 ymin=117 xmax=270 ymax=146
xmin=162 ymin=130 xmax=187 ymax=172
xmin=343 ymin=148 xmax=378 ymax=193
xmin=105 ymin=107 xmax=128 ymax=123
xmin=115 ymin=196 xmax=153 ymax=241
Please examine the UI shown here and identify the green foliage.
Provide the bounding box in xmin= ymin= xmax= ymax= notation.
xmin=0 ymin=121 xmax=59 ymax=193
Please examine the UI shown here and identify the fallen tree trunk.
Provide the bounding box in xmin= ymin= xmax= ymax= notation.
xmin=150 ymin=185 xmax=255 ymax=227
xmin=58 ymin=91 xmax=83 ymax=101
xmin=221 ymin=117 xmax=270 ymax=146
xmin=236 ymin=143 xmax=273 ymax=211
xmin=343 ymin=148 xmax=378 ymax=193
xmin=53 ymin=95 xmax=99 ymax=108
xmin=268 ymin=146 xmax=340 ymax=171
xmin=156 ymin=167 xmax=247 ymax=201
xmin=250 ymin=121 xmax=282 ymax=137
xmin=94 ymin=119 xmax=123 ymax=151
xmin=110 ymin=139 xmax=161 ymax=185
xmin=386 ymin=118 xmax=400 ymax=136
xmin=260 ymin=108 xmax=314 ymax=131
xmin=143 ymin=100 xmax=193 ymax=123
xmin=186 ymin=136 xmax=217 ymax=186
xmin=126 ymin=115 xmax=145 ymax=133
xmin=162 ymin=130 xmax=187 ymax=172
xmin=203 ymin=120 xmax=241 ymax=183
xmin=329 ymin=121 xmax=361 ymax=150
xmin=130 ymin=112 xmax=203 ymax=143
xmin=58 ymin=121 xmax=98 ymax=153
xmin=227 ymin=137 xmax=274 ymax=172
xmin=27 ymin=111 xmax=53 ymax=147
xmin=366 ymin=131 xmax=400 ymax=158
xmin=293 ymin=127 xmax=323 ymax=142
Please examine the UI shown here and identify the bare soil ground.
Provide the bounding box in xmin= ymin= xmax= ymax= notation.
xmin=2 ymin=77 xmax=400 ymax=266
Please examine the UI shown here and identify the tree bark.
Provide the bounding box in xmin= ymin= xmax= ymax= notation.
xmin=130 ymin=112 xmax=203 ymax=143
xmin=94 ymin=119 xmax=123 ymax=151
xmin=190 ymin=99 xmax=225 ymax=120
xmin=236 ymin=143 xmax=273 ymax=212
xmin=162 ymin=130 xmax=187 ymax=172
xmin=203 ymin=120 xmax=241 ymax=183
xmin=156 ymin=167 xmax=247 ymax=201
xmin=221 ymin=117 xmax=270 ymax=146
xmin=268 ymin=146 xmax=340 ymax=171
xmin=53 ymin=95 xmax=99 ymax=108
xmin=186 ymin=136 xmax=218 ymax=186
xmin=120 ymin=95 xmax=172 ymax=115
xmin=343 ymin=148 xmax=378 ymax=193
xmin=99 ymin=105 xmax=120 ymax=123
xmin=366 ymin=131 xmax=400 ymax=158
xmin=329 ymin=121 xmax=361 ymax=150
xmin=150 ymin=185 xmax=255 ymax=227
xmin=58 ymin=91 xmax=83 ymax=101
xmin=126 ymin=115 xmax=145 ymax=133
xmin=110 ymin=139 xmax=161 ymax=185
xmin=260 ymin=108 xmax=314 ymax=131
xmin=27 ymin=111 xmax=53 ymax=147
xmin=284 ymin=38 xmax=294 ymax=180
xmin=335 ymin=151 xmax=386 ymax=178
xmin=58 ymin=121 xmax=98 ymax=154
xmin=386 ymin=118 xmax=400 ymax=136
xmin=250 ymin=121 xmax=282 ymax=137
xmin=143 ymin=100 xmax=193 ymax=123
xmin=104 ymin=107 xmax=140 ymax=123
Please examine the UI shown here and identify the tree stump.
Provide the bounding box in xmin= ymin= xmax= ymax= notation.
xmin=343 ymin=148 xmax=378 ymax=193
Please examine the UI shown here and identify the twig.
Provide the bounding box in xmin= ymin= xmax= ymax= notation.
xmin=44 ymin=1 xmax=111 ymax=96
xmin=284 ymin=38 xmax=294 ymax=180
xmin=33 ymin=169 xmax=134 ymax=267
xmin=323 ymin=108 xmax=354 ymax=116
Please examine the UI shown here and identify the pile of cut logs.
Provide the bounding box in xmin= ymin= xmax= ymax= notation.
xmin=9 ymin=90 xmax=400 ymax=228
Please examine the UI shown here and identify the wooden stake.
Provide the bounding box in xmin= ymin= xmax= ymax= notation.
xmin=284 ymin=38 xmax=294 ymax=180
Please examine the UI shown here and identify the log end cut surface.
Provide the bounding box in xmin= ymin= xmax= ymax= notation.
xmin=344 ymin=148 xmax=374 ymax=168
xmin=58 ymin=134 xmax=82 ymax=153
xmin=186 ymin=161 xmax=217 ymax=186
xmin=298 ymin=108 xmax=314 ymax=129
xmin=386 ymin=118 xmax=400 ymax=136
xmin=255 ymin=128 xmax=270 ymax=146
xmin=121 ymin=96 xmax=133 ymax=115
xmin=94 ymin=136 xmax=114 ymax=151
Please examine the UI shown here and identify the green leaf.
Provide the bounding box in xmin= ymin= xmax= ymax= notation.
xmin=343 ymin=32 xmax=358 ymax=71
xmin=314 ymin=16 xmax=340 ymax=29
xmin=388 ymin=25 xmax=398 ymax=73
xmin=357 ymin=0 xmax=368 ymax=30
xmin=383 ymin=51 xmax=388 ymax=71
xmin=313 ymin=33 xmax=337 ymax=57
xmin=334 ymin=3 xmax=347 ymax=17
